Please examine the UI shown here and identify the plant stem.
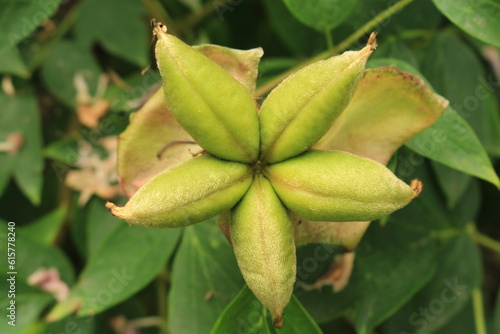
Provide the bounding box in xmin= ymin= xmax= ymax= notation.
xmin=255 ymin=0 xmax=417 ymax=97
xmin=473 ymin=231 xmax=500 ymax=253
xmin=472 ymin=288 xmax=487 ymax=334
xmin=467 ymin=224 xmax=500 ymax=253
xmin=325 ymin=28 xmax=334 ymax=51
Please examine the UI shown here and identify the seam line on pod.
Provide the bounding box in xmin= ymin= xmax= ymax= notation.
xmin=265 ymin=172 xmax=411 ymax=206
xmin=260 ymin=49 xmax=372 ymax=162
xmin=123 ymin=168 xmax=253 ymax=220
xmin=255 ymin=177 xmax=280 ymax=310
xmin=164 ymin=39 xmax=254 ymax=161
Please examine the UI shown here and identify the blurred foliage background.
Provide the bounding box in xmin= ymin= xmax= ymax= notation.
xmin=1 ymin=0 xmax=500 ymax=333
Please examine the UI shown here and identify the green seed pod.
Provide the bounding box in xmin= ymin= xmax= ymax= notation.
xmin=154 ymin=23 xmax=260 ymax=163
xmin=106 ymin=154 xmax=253 ymax=228
xmin=230 ymin=174 xmax=296 ymax=328
xmin=265 ymin=150 xmax=421 ymax=222
xmin=259 ymin=33 xmax=377 ymax=164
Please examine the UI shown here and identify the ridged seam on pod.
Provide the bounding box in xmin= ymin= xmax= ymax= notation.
xmin=153 ymin=23 xmax=260 ymax=163
xmin=258 ymin=33 xmax=377 ymax=164
xmin=230 ymin=174 xmax=296 ymax=328
xmin=264 ymin=150 xmax=421 ymax=222
xmin=106 ymin=154 xmax=253 ymax=228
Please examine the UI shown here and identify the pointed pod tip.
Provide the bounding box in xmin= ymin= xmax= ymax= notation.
xmin=273 ymin=314 xmax=284 ymax=329
xmin=105 ymin=201 xmax=125 ymax=219
xmin=410 ymin=179 xmax=423 ymax=198
xmin=151 ymin=19 xmax=168 ymax=38
xmin=367 ymin=32 xmax=378 ymax=51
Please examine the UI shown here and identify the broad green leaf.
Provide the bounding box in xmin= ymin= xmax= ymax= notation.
xmin=420 ymin=32 xmax=500 ymax=158
xmin=74 ymin=0 xmax=149 ymax=66
xmin=169 ymin=221 xmax=244 ymax=334
xmin=0 ymin=35 xmax=29 ymax=77
xmin=382 ymin=235 xmax=482 ymax=333
xmin=431 ymin=162 xmax=472 ymax=208
xmin=371 ymin=38 xmax=419 ymax=69
xmin=45 ymin=315 xmax=95 ymax=334
xmin=345 ymin=0 xmax=443 ymax=34
xmin=44 ymin=137 xmax=80 ymax=166
xmin=283 ymin=0 xmax=358 ymax=31
xmin=19 ymin=206 xmax=67 ymax=245
xmin=0 ymin=0 xmax=62 ymax=45
xmin=41 ymin=40 xmax=102 ymax=107
xmin=0 ymin=88 xmax=43 ymax=205
xmin=211 ymin=285 xmax=323 ymax=334
xmin=262 ymin=0 xmax=324 ymax=56
xmin=47 ymin=216 xmax=181 ymax=320
xmin=85 ymin=197 xmax=123 ymax=258
xmin=432 ymin=0 xmax=500 ymax=47
xmin=118 ymin=45 xmax=263 ymax=196
xmin=367 ymin=58 xmax=500 ymax=188
xmin=433 ymin=299 xmax=476 ymax=334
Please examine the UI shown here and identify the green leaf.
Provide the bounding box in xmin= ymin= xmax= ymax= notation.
xmin=431 ymin=162 xmax=472 ymax=208
xmin=0 ymin=88 xmax=43 ymax=205
xmin=282 ymin=0 xmax=358 ymax=31
xmin=432 ymin=0 xmax=500 ymax=47
xmin=41 ymin=40 xmax=102 ymax=107
xmin=0 ymin=35 xmax=29 ymax=77
xmin=345 ymin=0 xmax=443 ymax=35
xmin=211 ymin=285 xmax=323 ymax=334
xmin=419 ymin=32 xmax=500 ymax=158
xmin=382 ymin=235 xmax=482 ymax=333
xmin=74 ymin=0 xmax=149 ymax=66
xmin=47 ymin=211 xmax=181 ymax=320
xmin=262 ymin=0 xmax=324 ymax=56
xmin=19 ymin=206 xmax=67 ymax=245
xmin=0 ymin=0 xmax=62 ymax=45
xmin=367 ymin=58 xmax=500 ymax=188
xmin=45 ymin=315 xmax=95 ymax=334
xmin=85 ymin=197 xmax=123 ymax=258
xmin=168 ymin=221 xmax=244 ymax=334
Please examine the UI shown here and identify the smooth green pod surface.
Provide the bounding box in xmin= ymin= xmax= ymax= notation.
xmin=230 ymin=174 xmax=296 ymax=327
xmin=107 ymin=154 xmax=253 ymax=228
xmin=154 ymin=25 xmax=260 ymax=163
xmin=258 ymin=34 xmax=376 ymax=164
xmin=265 ymin=150 xmax=420 ymax=222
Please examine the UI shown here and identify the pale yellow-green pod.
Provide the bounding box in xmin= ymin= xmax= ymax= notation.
xmin=106 ymin=154 xmax=253 ymax=228
xmin=154 ymin=24 xmax=260 ymax=163
xmin=258 ymin=34 xmax=377 ymax=164
xmin=230 ymin=174 xmax=296 ymax=328
xmin=265 ymin=150 xmax=421 ymax=222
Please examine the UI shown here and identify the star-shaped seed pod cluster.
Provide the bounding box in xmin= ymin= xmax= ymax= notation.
xmin=107 ymin=22 xmax=447 ymax=327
